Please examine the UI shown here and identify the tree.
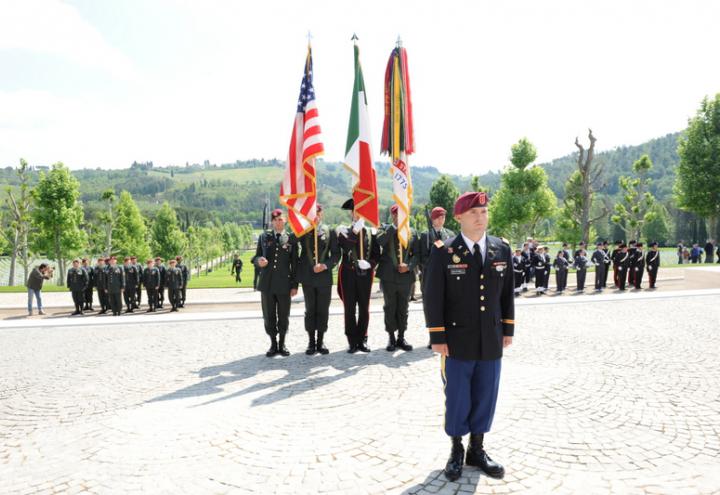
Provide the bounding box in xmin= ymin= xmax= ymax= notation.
xmin=488 ymin=138 xmax=556 ymax=242
xmin=150 ymin=202 xmax=186 ymax=261
xmin=99 ymin=189 xmax=116 ymax=256
xmin=611 ymin=154 xmax=657 ymax=240
xmin=1 ymin=159 xmax=34 ymax=285
xmin=675 ymin=93 xmax=720 ymax=241
xmin=510 ymin=137 xmax=537 ymax=170
xmin=112 ymin=191 xmax=151 ymax=259
xmin=31 ymin=162 xmax=87 ymax=283
xmin=555 ymin=171 xmax=599 ymax=244
xmin=469 ymin=175 xmax=489 ymax=193
xmin=571 ymin=129 xmax=608 ymax=243
xmin=429 ymin=175 xmax=460 ymax=232
xmin=185 ymin=226 xmax=203 ymax=277
xmin=643 ymin=203 xmax=671 ymax=244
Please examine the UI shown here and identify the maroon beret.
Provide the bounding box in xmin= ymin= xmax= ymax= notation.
xmin=271 ymin=208 xmax=283 ymax=219
xmin=430 ymin=207 xmax=446 ymax=220
xmin=453 ymin=192 xmax=489 ymax=215
xmin=390 ymin=204 xmax=399 ymax=215
xmin=316 ymin=204 xmax=323 ymax=212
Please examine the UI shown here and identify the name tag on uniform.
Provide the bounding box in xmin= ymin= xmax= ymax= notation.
xmin=492 ymin=261 xmax=507 ymax=272
xmin=448 ymin=263 xmax=468 ymax=275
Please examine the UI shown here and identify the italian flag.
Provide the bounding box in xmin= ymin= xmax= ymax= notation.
xmin=343 ymin=43 xmax=379 ymax=228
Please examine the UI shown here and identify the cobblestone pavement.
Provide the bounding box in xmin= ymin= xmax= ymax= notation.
xmin=1 ymin=296 xmax=719 ymax=494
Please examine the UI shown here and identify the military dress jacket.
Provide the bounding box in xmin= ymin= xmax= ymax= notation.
xmin=165 ymin=267 xmax=183 ymax=290
xmin=105 ymin=265 xmax=125 ymax=294
xmin=337 ymin=226 xmax=380 ymax=276
xmin=142 ymin=267 xmax=161 ymax=289
xmin=296 ymin=224 xmax=339 ymax=288
xmin=66 ymin=267 xmax=88 ymax=291
xmin=424 ymin=234 xmax=515 ymax=361
xmin=94 ymin=265 xmax=107 ymax=291
xmin=375 ymin=224 xmax=419 ymax=284
xmin=252 ymin=230 xmax=298 ymax=294
xmin=123 ymin=264 xmax=139 ymax=287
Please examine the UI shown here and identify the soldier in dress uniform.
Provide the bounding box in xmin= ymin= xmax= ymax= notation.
xmin=67 ymin=259 xmax=89 ymax=315
xmin=252 ymin=209 xmax=298 ymax=357
xmin=142 ymin=258 xmax=161 ymax=312
xmin=615 ymin=244 xmax=630 ymax=290
xmin=231 ymin=254 xmax=244 ymax=284
xmin=154 ymin=257 xmax=166 ymax=309
xmin=520 ymin=242 xmax=532 ymax=292
xmin=94 ymin=257 xmax=109 ymax=314
xmin=165 ymin=259 xmax=183 ymax=312
xmin=512 ymin=248 xmax=524 ymax=296
xmin=574 ymin=248 xmax=589 ymax=292
xmin=81 ymin=258 xmax=94 ymax=311
xmin=532 ymin=246 xmax=549 ymax=295
xmin=131 ymin=256 xmax=142 ymax=309
xmin=602 ymin=240 xmax=611 ymax=288
xmin=553 ymin=250 xmax=569 ymax=293
xmin=424 ymin=191 xmax=514 ymax=481
xmin=176 ymin=255 xmax=189 ymax=307
xmin=611 ymin=240 xmax=623 ymax=288
xmin=633 ymin=242 xmax=645 ymax=289
xmin=105 ymin=256 xmax=125 ymax=316
xmin=418 ymin=207 xmax=455 ymax=294
xmin=122 ymin=257 xmax=138 ymax=313
xmin=573 ymin=241 xmax=586 ymax=259
xmin=591 ymin=241 xmax=607 ymax=292
xmin=376 ymin=204 xmax=418 ymax=352
xmin=645 ymin=242 xmax=660 ymax=289
xmin=627 ymin=240 xmax=638 ymax=287
xmin=295 ymin=205 xmax=338 ymax=355
xmin=336 ymin=198 xmax=380 ymax=353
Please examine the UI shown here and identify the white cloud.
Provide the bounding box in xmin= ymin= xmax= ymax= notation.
xmin=0 ymin=0 xmax=136 ymax=80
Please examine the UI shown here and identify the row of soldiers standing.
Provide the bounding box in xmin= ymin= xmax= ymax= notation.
xmin=252 ymin=202 xmax=454 ymax=357
xmin=511 ymin=239 xmax=661 ymax=295
xmin=66 ymin=255 xmax=190 ymax=316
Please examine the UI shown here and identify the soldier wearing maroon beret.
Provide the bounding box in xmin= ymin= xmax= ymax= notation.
xmin=252 ymin=208 xmax=298 ymax=357
xmin=423 ymin=191 xmax=514 ymax=481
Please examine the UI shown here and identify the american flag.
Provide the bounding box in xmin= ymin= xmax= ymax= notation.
xmin=280 ymin=46 xmax=324 ymax=237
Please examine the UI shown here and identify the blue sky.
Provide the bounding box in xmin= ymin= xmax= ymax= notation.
xmin=1 ymin=0 xmax=719 ymax=174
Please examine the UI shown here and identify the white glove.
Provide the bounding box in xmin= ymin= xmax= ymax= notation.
xmin=357 ymin=259 xmax=371 ymax=270
xmin=335 ymin=226 xmax=349 ymax=238
xmin=352 ymin=219 xmax=365 ymax=234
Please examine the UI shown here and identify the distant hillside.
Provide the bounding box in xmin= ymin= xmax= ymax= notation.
xmin=0 ymin=132 xmax=682 ymax=229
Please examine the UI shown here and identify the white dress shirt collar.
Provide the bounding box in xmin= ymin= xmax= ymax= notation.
xmin=461 ymin=231 xmax=487 ymax=259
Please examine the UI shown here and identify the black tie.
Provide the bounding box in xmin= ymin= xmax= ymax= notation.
xmin=473 ymin=243 xmax=483 ymax=267
xmin=276 ymin=233 xmax=281 ymax=242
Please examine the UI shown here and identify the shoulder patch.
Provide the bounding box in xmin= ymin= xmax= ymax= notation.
xmin=434 ymin=240 xmax=445 ymax=249
xmin=501 ymin=237 xmax=510 ymax=245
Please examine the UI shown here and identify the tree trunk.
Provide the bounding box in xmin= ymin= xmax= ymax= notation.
xmin=7 ymin=226 xmax=20 ymax=285
xmin=55 ymin=228 xmax=64 ymax=285
xmin=707 ymin=215 xmax=719 ymax=242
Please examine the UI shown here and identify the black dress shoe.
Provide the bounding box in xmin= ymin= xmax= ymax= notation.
xmin=266 ymin=340 xmax=279 ymax=357
xmin=466 ymin=433 xmax=505 ymax=479
xmin=444 ymin=437 xmax=464 ymax=482
xmin=347 ymin=344 xmax=358 ymax=354
xmin=396 ymin=333 xmax=413 ymax=351
xmin=316 ymin=332 xmax=329 ymax=355
xmin=305 ymin=332 xmax=317 ymax=355
xmin=386 ymin=332 xmax=397 ymax=352
xmin=357 ymin=343 xmax=371 ymax=353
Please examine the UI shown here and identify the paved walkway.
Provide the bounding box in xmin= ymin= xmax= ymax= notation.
xmin=1 ymin=293 xmax=719 ymax=494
